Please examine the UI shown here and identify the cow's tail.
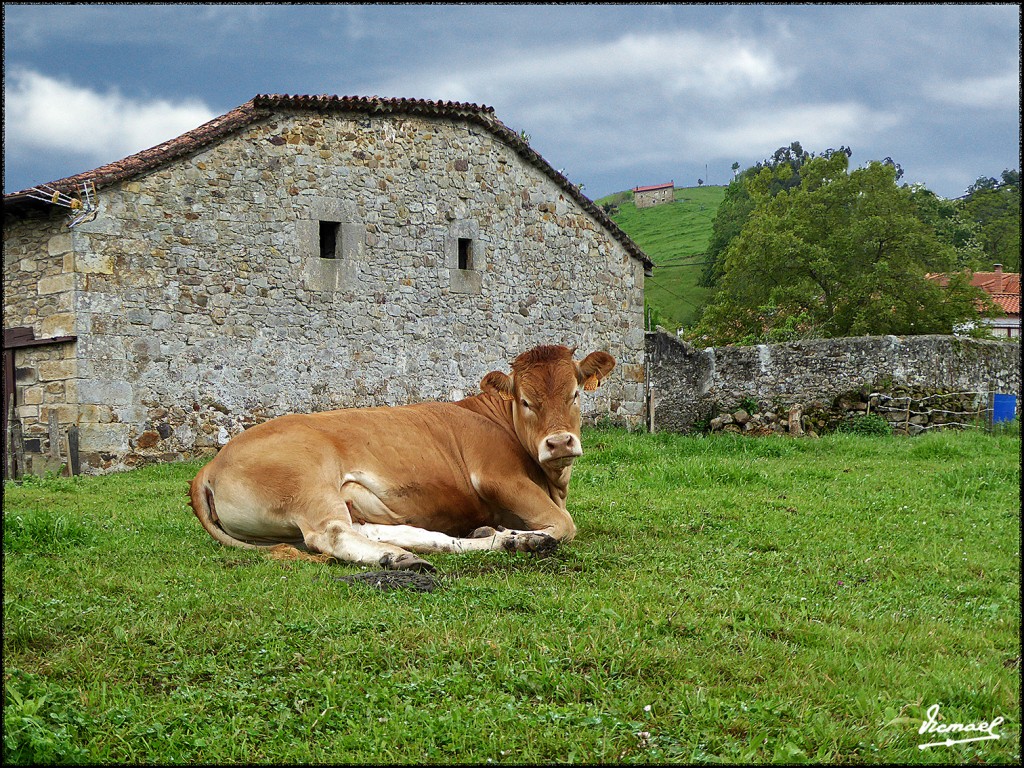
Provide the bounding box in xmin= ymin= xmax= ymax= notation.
xmin=188 ymin=465 xmax=261 ymax=550
xmin=188 ymin=466 xmax=334 ymax=563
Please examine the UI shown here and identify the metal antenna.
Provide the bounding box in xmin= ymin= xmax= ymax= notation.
xmin=24 ymin=181 xmax=99 ymax=228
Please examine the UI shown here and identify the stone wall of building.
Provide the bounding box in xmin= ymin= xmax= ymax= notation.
xmin=633 ymin=185 xmax=674 ymax=209
xmin=5 ymin=109 xmax=646 ymax=473
xmin=646 ymin=331 xmax=1021 ymax=434
xmin=4 ymin=213 xmax=82 ymax=470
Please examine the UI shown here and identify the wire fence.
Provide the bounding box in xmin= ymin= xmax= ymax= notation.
xmin=866 ymin=390 xmax=1017 ymax=433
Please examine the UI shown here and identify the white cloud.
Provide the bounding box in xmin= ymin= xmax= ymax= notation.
xmin=692 ymin=103 xmax=903 ymax=159
xmin=379 ymin=29 xmax=790 ymax=108
xmin=926 ymin=71 xmax=1019 ymax=109
xmin=3 ymin=69 xmax=216 ymax=167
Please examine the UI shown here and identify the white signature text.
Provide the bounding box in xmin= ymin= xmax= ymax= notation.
xmin=918 ymin=703 xmax=1004 ymax=749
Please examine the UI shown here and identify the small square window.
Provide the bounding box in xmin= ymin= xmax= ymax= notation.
xmin=458 ymin=238 xmax=473 ymax=270
xmin=319 ymin=221 xmax=340 ymax=259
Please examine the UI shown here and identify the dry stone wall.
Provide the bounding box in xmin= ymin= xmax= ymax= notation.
xmin=4 ymin=109 xmax=646 ymax=473
xmin=646 ymin=331 xmax=1020 ymax=435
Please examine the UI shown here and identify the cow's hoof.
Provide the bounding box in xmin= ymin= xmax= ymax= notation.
xmin=529 ymin=534 xmax=559 ymax=558
xmin=380 ymin=553 xmax=436 ymax=573
xmin=468 ymin=526 xmax=499 ymax=539
xmin=503 ymin=532 xmax=559 ymax=557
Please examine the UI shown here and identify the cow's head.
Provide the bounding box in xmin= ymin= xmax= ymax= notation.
xmin=481 ymin=345 xmax=615 ymax=473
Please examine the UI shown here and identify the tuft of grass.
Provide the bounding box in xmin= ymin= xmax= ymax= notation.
xmin=3 ymin=428 xmax=1020 ymax=764
xmin=835 ymin=413 xmax=894 ymax=436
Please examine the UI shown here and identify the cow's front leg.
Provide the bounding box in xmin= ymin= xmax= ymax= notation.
xmin=474 ymin=477 xmax=578 ymax=543
xmin=301 ymin=519 xmax=436 ymax=572
xmin=293 ymin=490 xmax=435 ymax=572
xmin=352 ymin=522 xmax=559 ymax=557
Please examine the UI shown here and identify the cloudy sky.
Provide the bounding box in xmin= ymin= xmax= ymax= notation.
xmin=3 ymin=3 xmax=1020 ymax=200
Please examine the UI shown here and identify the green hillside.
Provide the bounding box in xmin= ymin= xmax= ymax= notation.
xmin=597 ymin=185 xmax=725 ymax=332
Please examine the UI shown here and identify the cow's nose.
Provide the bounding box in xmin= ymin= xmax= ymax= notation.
xmin=546 ymin=433 xmax=576 ymax=451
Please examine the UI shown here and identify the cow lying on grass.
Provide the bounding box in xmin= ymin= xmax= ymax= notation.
xmin=189 ymin=345 xmax=615 ymax=572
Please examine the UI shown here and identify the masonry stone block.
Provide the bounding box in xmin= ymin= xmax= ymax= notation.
xmin=37 ymin=360 xmax=76 ymax=381
xmin=37 ymin=273 xmax=75 ymax=295
xmin=78 ymin=379 xmax=133 ymax=407
xmin=47 ymin=233 xmax=73 ymax=256
xmin=40 ymin=313 xmax=76 ymax=338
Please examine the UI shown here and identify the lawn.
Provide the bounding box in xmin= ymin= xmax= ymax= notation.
xmin=4 ymin=427 xmax=1020 ymax=764
xmin=603 ymin=185 xmax=726 ymax=332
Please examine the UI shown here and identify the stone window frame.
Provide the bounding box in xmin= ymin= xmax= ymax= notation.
xmin=447 ymin=219 xmax=482 ymax=295
xmin=297 ymin=197 xmax=364 ymax=291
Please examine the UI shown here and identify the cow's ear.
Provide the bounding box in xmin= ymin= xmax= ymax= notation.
xmin=481 ymin=370 xmax=515 ymax=401
xmin=577 ymin=351 xmax=616 ymax=391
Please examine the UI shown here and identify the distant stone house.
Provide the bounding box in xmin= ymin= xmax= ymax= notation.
xmin=632 ymin=182 xmax=674 ymax=209
xmin=3 ymin=93 xmax=653 ymax=476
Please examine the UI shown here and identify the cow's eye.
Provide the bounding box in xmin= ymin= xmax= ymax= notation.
xmin=521 ymin=399 xmax=531 ymax=410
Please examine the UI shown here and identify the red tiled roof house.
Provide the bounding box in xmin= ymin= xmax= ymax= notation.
xmin=928 ymin=265 xmax=1021 ymax=339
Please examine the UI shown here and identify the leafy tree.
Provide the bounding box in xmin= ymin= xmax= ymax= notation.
xmin=909 ymin=184 xmax=985 ymax=268
xmin=700 ymin=142 xmax=849 ymax=287
xmin=687 ymin=153 xmax=992 ymax=346
xmin=700 ymin=175 xmax=755 ymax=287
xmin=959 ymin=169 xmax=1020 ymax=271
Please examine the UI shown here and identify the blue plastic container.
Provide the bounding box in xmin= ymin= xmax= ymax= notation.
xmin=992 ymin=393 xmax=1017 ymax=423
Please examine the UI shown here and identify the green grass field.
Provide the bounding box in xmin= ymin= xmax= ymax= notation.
xmin=4 ymin=428 xmax=1020 ymax=764
xmin=598 ymin=186 xmax=726 ymax=332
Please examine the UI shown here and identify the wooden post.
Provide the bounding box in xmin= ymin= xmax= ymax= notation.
xmin=66 ymin=426 xmax=80 ymax=477
xmin=48 ymin=409 xmax=61 ymax=460
xmin=788 ymin=405 xmax=804 ymax=436
xmin=4 ymin=397 xmax=14 ymax=481
xmin=647 ymin=386 xmax=655 ymax=433
xmin=10 ymin=412 xmax=24 ymax=481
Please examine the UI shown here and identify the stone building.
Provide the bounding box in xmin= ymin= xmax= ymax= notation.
xmin=631 ymin=182 xmax=674 ymax=208
xmin=3 ymin=94 xmax=652 ymax=476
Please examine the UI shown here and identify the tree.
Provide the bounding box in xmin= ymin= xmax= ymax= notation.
xmin=909 ymin=184 xmax=984 ymax=268
xmin=958 ymin=170 xmax=1021 ymax=271
xmin=700 ymin=175 xmax=755 ymax=286
xmin=687 ymin=154 xmax=991 ymax=346
xmin=700 ymin=142 xmax=848 ymax=287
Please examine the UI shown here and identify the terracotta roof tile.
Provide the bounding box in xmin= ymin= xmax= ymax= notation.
xmin=990 ymin=293 xmax=1020 ymax=315
xmin=970 ymin=271 xmax=1020 ymax=295
xmin=5 ymin=94 xmax=652 ymax=270
xmin=927 ymin=269 xmax=1021 ymax=317
xmin=632 ymin=182 xmax=674 ymax=193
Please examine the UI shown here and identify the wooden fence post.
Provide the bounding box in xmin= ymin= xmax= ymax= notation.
xmin=10 ymin=409 xmax=25 ymax=480
xmin=4 ymin=397 xmax=15 ymax=481
xmin=48 ymin=409 xmax=61 ymax=461
xmin=66 ymin=426 xmax=80 ymax=477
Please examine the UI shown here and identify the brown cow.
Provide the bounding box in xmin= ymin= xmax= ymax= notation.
xmin=189 ymin=345 xmax=615 ymax=571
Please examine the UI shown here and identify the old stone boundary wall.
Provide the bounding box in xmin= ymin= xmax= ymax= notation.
xmin=646 ymin=331 xmax=1021 ymax=435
